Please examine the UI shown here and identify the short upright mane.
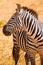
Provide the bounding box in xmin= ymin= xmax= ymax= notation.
xmin=16 ymin=4 xmax=38 ymax=19
xmin=22 ymin=7 xmax=38 ymax=19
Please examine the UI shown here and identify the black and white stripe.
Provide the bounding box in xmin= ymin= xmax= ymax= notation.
xmin=17 ymin=8 xmax=43 ymax=48
xmin=3 ymin=6 xmax=43 ymax=65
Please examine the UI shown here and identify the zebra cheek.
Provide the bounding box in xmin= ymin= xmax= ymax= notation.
xmin=3 ymin=25 xmax=11 ymax=36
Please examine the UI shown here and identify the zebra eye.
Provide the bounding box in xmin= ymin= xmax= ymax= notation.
xmin=12 ymin=17 xmax=14 ymax=19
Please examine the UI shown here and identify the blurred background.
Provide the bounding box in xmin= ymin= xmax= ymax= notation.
xmin=0 ymin=0 xmax=43 ymax=65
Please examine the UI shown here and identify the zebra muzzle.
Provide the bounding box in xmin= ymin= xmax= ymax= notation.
xmin=3 ymin=25 xmax=11 ymax=36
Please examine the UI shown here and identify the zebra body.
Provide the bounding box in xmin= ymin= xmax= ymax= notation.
xmin=13 ymin=8 xmax=43 ymax=50
xmin=3 ymin=4 xmax=43 ymax=65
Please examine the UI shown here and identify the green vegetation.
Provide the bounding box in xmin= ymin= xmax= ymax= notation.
xmin=0 ymin=20 xmax=6 ymax=27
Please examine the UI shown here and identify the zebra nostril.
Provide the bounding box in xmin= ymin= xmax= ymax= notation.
xmin=3 ymin=25 xmax=11 ymax=36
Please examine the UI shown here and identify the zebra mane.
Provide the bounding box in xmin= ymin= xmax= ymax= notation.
xmin=16 ymin=4 xmax=38 ymax=19
xmin=22 ymin=7 xmax=38 ymax=19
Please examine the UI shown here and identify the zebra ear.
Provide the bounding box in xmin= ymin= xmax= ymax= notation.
xmin=16 ymin=4 xmax=21 ymax=12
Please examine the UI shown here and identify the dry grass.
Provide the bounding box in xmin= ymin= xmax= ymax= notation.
xmin=0 ymin=0 xmax=43 ymax=65
xmin=0 ymin=27 xmax=41 ymax=65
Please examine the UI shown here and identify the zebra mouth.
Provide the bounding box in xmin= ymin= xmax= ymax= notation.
xmin=3 ymin=25 xmax=11 ymax=36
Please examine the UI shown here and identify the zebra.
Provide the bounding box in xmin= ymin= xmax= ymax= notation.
xmin=3 ymin=4 xmax=43 ymax=65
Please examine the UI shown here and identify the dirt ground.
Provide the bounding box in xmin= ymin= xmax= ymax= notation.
xmin=0 ymin=0 xmax=43 ymax=65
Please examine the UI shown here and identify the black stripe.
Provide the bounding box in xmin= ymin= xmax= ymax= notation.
xmin=13 ymin=39 xmax=16 ymax=42
xmin=21 ymin=32 xmax=24 ymax=46
xmin=37 ymin=44 xmax=43 ymax=48
xmin=28 ymin=19 xmax=33 ymax=31
xmin=21 ymin=31 xmax=24 ymax=48
xmin=27 ymin=38 xmax=43 ymax=49
xmin=37 ymin=39 xmax=43 ymax=43
xmin=37 ymin=35 xmax=42 ymax=40
xmin=31 ymin=21 xmax=35 ymax=31
xmin=24 ymin=13 xmax=28 ymax=26
xmin=13 ymin=34 xmax=16 ymax=39
xmin=31 ymin=24 xmax=36 ymax=36
xmin=34 ymin=27 xmax=41 ymax=39
xmin=27 ymin=37 xmax=33 ymax=43
xmin=18 ymin=17 xmax=21 ymax=26
xmin=34 ymin=27 xmax=39 ymax=39
xmin=20 ymin=31 xmax=23 ymax=46
xmin=27 ymin=40 xmax=37 ymax=48
xmin=23 ymin=31 xmax=26 ymax=47
xmin=27 ymin=16 xmax=30 ymax=27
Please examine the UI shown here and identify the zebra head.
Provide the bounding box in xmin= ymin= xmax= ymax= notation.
xmin=3 ymin=4 xmax=38 ymax=36
xmin=3 ymin=12 xmax=21 ymax=36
